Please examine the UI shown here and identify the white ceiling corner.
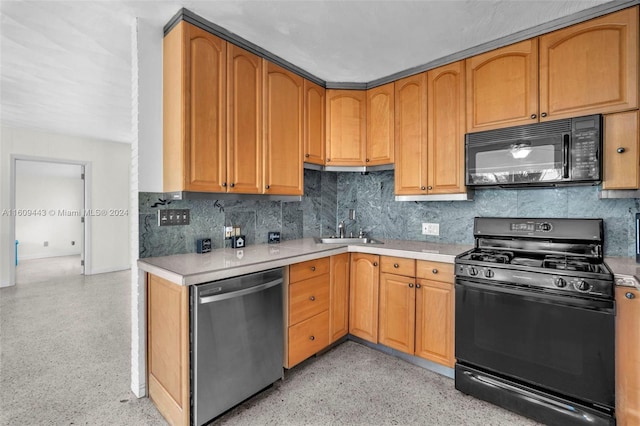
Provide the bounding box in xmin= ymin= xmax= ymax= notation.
xmin=0 ymin=0 xmax=616 ymax=145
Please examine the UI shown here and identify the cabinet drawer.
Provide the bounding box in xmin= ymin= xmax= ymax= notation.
xmin=380 ymin=256 xmax=416 ymax=277
xmin=288 ymin=311 xmax=330 ymax=367
xmin=289 ymin=274 xmax=330 ymax=325
xmin=416 ymin=261 xmax=454 ymax=283
xmin=290 ymin=257 xmax=330 ymax=283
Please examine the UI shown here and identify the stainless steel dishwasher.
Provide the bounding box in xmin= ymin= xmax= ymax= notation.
xmin=191 ymin=268 xmax=284 ymax=426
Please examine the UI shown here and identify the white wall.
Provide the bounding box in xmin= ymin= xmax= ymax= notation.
xmin=0 ymin=126 xmax=131 ymax=286
xmin=15 ymin=173 xmax=83 ymax=260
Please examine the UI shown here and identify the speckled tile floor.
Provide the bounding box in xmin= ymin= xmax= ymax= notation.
xmin=1 ymin=267 xmax=539 ymax=426
xmin=15 ymin=255 xmax=82 ymax=285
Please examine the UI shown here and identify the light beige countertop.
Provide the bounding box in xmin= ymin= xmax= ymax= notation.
xmin=137 ymin=238 xmax=473 ymax=286
xmin=605 ymin=256 xmax=640 ymax=289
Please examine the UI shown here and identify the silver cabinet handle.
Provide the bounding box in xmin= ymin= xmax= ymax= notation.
xmin=311 ymin=266 xmax=316 ymax=272
xmin=408 ymin=283 xmax=414 ymax=288
xmin=309 ymin=336 xmax=315 ymax=341
xmin=199 ymin=278 xmax=283 ymax=304
xmin=373 ymin=262 xmax=378 ymax=267
xmin=309 ymin=295 xmax=316 ymax=301
xmin=393 ymin=263 xmax=399 ymax=268
xmin=416 ymin=283 xmax=421 ymax=289
xmin=626 ymin=292 xmax=636 ymax=299
xmin=432 ymin=269 xmax=438 ymax=274
xmin=617 ymin=147 xmax=626 ymax=154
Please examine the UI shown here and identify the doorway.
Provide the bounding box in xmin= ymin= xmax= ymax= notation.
xmin=10 ymin=157 xmax=89 ymax=285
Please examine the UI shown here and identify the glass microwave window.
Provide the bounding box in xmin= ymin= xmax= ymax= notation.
xmin=469 ymin=143 xmax=562 ymax=185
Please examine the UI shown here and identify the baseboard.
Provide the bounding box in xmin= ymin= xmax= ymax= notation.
xmin=19 ymin=252 xmax=81 ymax=261
xmin=87 ymin=265 xmax=131 ymax=275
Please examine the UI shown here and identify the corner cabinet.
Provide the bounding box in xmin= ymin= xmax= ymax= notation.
xmin=304 ymin=80 xmax=326 ymax=165
xmin=349 ymin=253 xmax=380 ymax=343
xmin=616 ymin=286 xmax=640 ymax=426
xmin=466 ymin=6 xmax=639 ymax=133
xmin=263 ymin=62 xmax=304 ymax=195
xmin=326 ymin=89 xmax=367 ymax=166
xmin=164 ymin=21 xmax=227 ymax=192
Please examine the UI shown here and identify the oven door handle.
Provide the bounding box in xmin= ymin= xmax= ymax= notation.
xmin=456 ymin=279 xmax=614 ymax=313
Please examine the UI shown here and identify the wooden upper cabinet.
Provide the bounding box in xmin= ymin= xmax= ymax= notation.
xmin=163 ymin=22 xmax=227 ymax=192
xmin=427 ymin=61 xmax=466 ymax=194
xmin=603 ymin=111 xmax=639 ymax=190
xmin=349 ymin=253 xmax=379 ymax=343
xmin=326 ymin=89 xmax=367 ymax=165
xmin=227 ymin=44 xmax=262 ymax=193
xmin=304 ymin=80 xmax=326 ymax=165
xmin=539 ymin=6 xmax=638 ymax=121
xmin=366 ymin=83 xmax=395 ymax=165
xmin=466 ymin=39 xmax=538 ymax=133
xmin=394 ymin=73 xmax=429 ymax=195
xmin=263 ymin=61 xmax=304 ymax=195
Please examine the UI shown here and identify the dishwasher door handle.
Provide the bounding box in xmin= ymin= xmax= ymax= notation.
xmin=199 ymin=278 xmax=283 ymax=304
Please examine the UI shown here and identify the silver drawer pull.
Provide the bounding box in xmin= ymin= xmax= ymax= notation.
xmin=309 ymin=295 xmax=316 ymax=301
xmin=311 ymin=266 xmax=316 ymax=272
xmin=309 ymin=336 xmax=315 ymax=341
xmin=626 ymin=292 xmax=636 ymax=299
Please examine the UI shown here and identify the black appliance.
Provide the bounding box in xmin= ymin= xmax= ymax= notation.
xmin=466 ymin=114 xmax=602 ymax=188
xmin=636 ymin=213 xmax=639 ymax=263
xmin=455 ymin=217 xmax=615 ymax=426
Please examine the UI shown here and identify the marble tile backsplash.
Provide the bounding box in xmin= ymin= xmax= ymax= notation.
xmin=139 ymin=169 xmax=639 ymax=258
xmin=337 ymin=171 xmax=639 ymax=257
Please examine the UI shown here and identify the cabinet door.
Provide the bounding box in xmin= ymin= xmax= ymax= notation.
xmin=263 ymin=61 xmax=304 ymax=195
xmin=227 ymin=44 xmax=262 ymax=193
xmin=163 ymin=22 xmax=226 ymax=193
xmin=304 ymin=80 xmax=326 ymax=165
xmin=330 ymin=253 xmax=350 ymax=343
xmin=326 ymin=89 xmax=367 ymax=166
xmin=603 ymin=111 xmax=639 ymax=190
xmin=367 ymin=83 xmax=395 ymax=165
xmin=394 ymin=73 xmax=429 ymax=195
xmin=415 ymin=279 xmax=454 ymax=367
xmin=147 ymin=274 xmax=190 ymax=426
xmin=185 ymin=24 xmax=227 ymax=191
xmin=349 ymin=253 xmax=379 ymax=343
xmin=427 ymin=61 xmax=466 ymax=194
xmin=466 ymin=39 xmax=538 ymax=133
xmin=379 ymin=273 xmax=415 ymax=354
xmin=540 ymin=7 xmax=638 ymax=121
xmin=616 ymin=286 xmax=640 ymax=426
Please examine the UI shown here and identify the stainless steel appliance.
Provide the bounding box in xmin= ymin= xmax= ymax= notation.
xmin=191 ymin=268 xmax=284 ymax=426
xmin=465 ymin=114 xmax=602 ymax=188
xmin=455 ymin=217 xmax=615 ymax=426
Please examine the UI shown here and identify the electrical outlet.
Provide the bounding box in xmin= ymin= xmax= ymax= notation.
xmin=422 ymin=222 xmax=440 ymax=236
xmin=224 ymin=226 xmax=234 ymax=239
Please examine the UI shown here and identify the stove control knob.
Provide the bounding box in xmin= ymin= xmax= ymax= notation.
xmin=484 ymin=269 xmax=494 ymax=278
xmin=575 ymin=280 xmax=590 ymax=292
xmin=554 ymin=277 xmax=567 ymax=288
xmin=469 ymin=267 xmax=478 ymax=276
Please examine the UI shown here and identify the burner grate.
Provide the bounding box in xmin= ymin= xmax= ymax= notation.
xmin=469 ymin=251 xmax=513 ymax=263
xmin=542 ymin=255 xmax=603 ymax=273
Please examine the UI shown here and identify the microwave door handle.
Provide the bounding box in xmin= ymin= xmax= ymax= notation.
xmin=562 ymin=135 xmax=570 ymax=179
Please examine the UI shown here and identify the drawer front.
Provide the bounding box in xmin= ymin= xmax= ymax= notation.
xmin=289 ymin=274 xmax=330 ymax=325
xmin=288 ymin=311 xmax=330 ymax=367
xmin=416 ymin=260 xmax=454 ymax=283
xmin=290 ymin=257 xmax=330 ymax=283
xmin=380 ymin=256 xmax=416 ymax=277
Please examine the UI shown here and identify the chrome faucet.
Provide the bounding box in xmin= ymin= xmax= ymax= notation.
xmin=338 ymin=220 xmax=346 ymax=238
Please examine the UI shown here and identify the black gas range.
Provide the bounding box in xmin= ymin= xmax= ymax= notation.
xmin=454 ymin=217 xmax=615 ymax=426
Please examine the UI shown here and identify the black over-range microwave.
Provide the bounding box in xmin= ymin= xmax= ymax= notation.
xmin=465 ymin=114 xmax=602 ymax=188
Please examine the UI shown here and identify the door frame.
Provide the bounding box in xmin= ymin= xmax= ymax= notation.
xmin=9 ymin=155 xmax=92 ymax=286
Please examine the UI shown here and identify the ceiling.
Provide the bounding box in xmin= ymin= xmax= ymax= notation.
xmin=0 ymin=0 xmax=618 ymax=145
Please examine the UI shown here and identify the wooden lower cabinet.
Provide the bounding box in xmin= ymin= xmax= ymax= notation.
xmin=616 ymin=285 xmax=640 ymax=426
xmin=288 ymin=311 xmax=330 ymax=367
xmin=378 ymin=258 xmax=455 ymax=368
xmin=147 ymin=274 xmax=190 ymax=426
xmin=330 ymin=253 xmax=350 ymax=342
xmin=349 ymin=253 xmax=380 ymax=343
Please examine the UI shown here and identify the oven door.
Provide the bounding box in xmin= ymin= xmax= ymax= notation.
xmin=455 ymin=278 xmax=614 ymax=408
xmin=466 ymin=134 xmax=567 ymax=186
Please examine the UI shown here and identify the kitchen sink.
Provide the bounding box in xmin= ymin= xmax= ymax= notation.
xmin=314 ymin=237 xmax=383 ymax=245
